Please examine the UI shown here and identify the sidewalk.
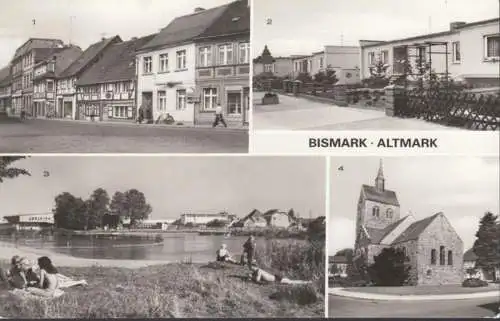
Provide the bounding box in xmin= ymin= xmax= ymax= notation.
xmin=253 ymin=92 xmax=463 ymax=131
xmin=329 ymin=287 xmax=500 ymax=301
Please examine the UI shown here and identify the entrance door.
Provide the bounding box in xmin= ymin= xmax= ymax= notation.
xmin=141 ymin=92 xmax=153 ymax=121
xmin=64 ymin=102 xmax=72 ymax=118
xmin=58 ymin=98 xmax=63 ymax=118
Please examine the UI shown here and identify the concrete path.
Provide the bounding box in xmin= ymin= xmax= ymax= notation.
xmin=329 ymin=287 xmax=500 ymax=301
xmin=252 ymin=92 xmax=463 ymax=131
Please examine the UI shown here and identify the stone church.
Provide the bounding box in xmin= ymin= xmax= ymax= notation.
xmin=353 ymin=160 xmax=464 ymax=285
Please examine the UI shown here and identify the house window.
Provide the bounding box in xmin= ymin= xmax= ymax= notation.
xmin=176 ymin=89 xmax=186 ymax=110
xmin=143 ymin=56 xmax=152 ymax=73
xmin=113 ymin=83 xmax=120 ymax=92
xmin=159 ymin=54 xmax=169 ymax=72
xmin=202 ymin=88 xmax=217 ymax=110
xmin=484 ymin=34 xmax=500 ymax=59
xmin=264 ymin=64 xmax=273 ymax=72
xmin=158 ymin=91 xmax=167 ymax=112
xmin=319 ymin=57 xmax=324 ymax=69
xmin=239 ymin=42 xmax=250 ymax=64
xmin=452 ymin=42 xmax=461 ymax=63
xmin=227 ymin=92 xmax=242 ymax=115
xmin=199 ymin=46 xmax=211 ymax=67
xmin=381 ymin=50 xmax=389 ymax=64
xmin=372 ymin=206 xmax=380 ymax=218
xmin=48 ymin=62 xmax=55 ymax=72
xmin=368 ymin=52 xmax=375 ymax=65
xmin=386 ymin=208 xmax=393 ymax=218
xmin=439 ymin=246 xmax=445 ymax=265
xmin=47 ymin=80 xmax=54 ymax=92
xmin=113 ymin=106 xmax=127 ymax=118
xmin=431 ymin=249 xmax=436 ymax=265
xmin=218 ymin=44 xmax=233 ymax=65
xmin=417 ymin=47 xmax=426 ymax=63
xmin=447 ymin=250 xmax=453 ymax=266
xmin=176 ymin=50 xmax=186 ymax=70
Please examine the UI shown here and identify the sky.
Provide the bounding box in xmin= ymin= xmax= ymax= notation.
xmin=0 ymin=156 xmax=325 ymax=220
xmin=328 ymin=156 xmax=499 ymax=256
xmin=253 ymin=0 xmax=499 ymax=57
xmin=0 ymin=0 xmax=232 ymax=67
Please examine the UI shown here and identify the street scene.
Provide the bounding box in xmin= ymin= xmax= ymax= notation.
xmin=328 ymin=157 xmax=500 ymax=318
xmin=0 ymin=0 xmax=249 ymax=153
xmin=0 ymin=156 xmax=326 ymax=318
xmin=252 ymin=0 xmax=500 ymax=131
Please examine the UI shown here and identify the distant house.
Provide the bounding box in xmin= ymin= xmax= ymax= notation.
xmin=253 ymin=45 xmax=294 ymax=78
xmin=76 ymin=35 xmax=156 ymax=122
xmin=359 ymin=18 xmax=500 ymax=88
xmin=32 ymin=45 xmax=83 ymax=118
xmin=309 ymin=46 xmax=360 ymax=84
xmin=3 ymin=213 xmax=54 ymax=231
xmin=262 ymin=209 xmax=294 ymax=228
xmin=137 ymin=219 xmax=176 ymax=231
xmin=180 ymin=212 xmax=233 ymax=225
xmin=463 ymin=248 xmax=500 ymax=281
xmin=329 ymin=255 xmax=349 ymax=278
xmin=233 ymin=209 xmax=268 ymax=228
xmin=56 ymin=36 xmax=122 ymax=120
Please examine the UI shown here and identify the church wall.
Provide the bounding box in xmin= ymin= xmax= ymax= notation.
xmin=415 ymin=214 xmax=464 ymax=285
xmin=393 ymin=240 xmax=419 ymax=285
xmin=366 ymin=244 xmax=388 ymax=265
xmin=362 ymin=200 xmax=400 ymax=230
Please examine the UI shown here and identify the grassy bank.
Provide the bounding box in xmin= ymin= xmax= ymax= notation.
xmin=0 ymin=239 xmax=324 ymax=318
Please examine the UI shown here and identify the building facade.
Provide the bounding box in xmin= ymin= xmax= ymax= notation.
xmin=76 ymin=35 xmax=155 ymax=122
xmin=329 ymin=255 xmax=349 ymax=278
xmin=353 ymin=161 xmax=464 ymax=285
xmin=56 ymin=36 xmax=122 ymax=120
xmin=3 ymin=213 xmax=54 ymax=231
xmin=0 ymin=66 xmax=11 ymax=114
xmin=360 ymin=18 xmax=500 ymax=87
xmin=180 ymin=212 xmax=233 ymax=225
xmin=253 ymin=46 xmax=294 ymax=78
xmin=32 ymin=45 xmax=83 ymax=118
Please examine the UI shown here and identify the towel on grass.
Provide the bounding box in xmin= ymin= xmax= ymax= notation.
xmin=56 ymin=274 xmax=87 ymax=288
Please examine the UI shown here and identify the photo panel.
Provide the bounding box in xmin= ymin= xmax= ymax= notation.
xmin=0 ymin=155 xmax=326 ymax=318
xmin=327 ymin=156 xmax=500 ymax=318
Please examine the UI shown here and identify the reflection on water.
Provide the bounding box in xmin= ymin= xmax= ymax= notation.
xmin=2 ymin=233 xmax=256 ymax=262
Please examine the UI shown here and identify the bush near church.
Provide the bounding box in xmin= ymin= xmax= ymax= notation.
xmin=462 ymin=278 xmax=488 ymax=287
xmin=367 ymin=248 xmax=411 ymax=286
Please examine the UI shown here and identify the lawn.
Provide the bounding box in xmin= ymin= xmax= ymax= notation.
xmin=342 ymin=283 xmax=500 ymax=296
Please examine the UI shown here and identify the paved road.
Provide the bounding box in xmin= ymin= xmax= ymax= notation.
xmin=328 ymin=294 xmax=500 ymax=318
xmin=0 ymin=119 xmax=248 ymax=153
xmin=253 ymin=92 xmax=463 ymax=131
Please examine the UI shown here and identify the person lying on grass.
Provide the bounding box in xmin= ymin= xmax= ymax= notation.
xmin=216 ymin=244 xmax=238 ymax=264
xmin=24 ymin=256 xmax=60 ymax=298
xmin=248 ymin=267 xmax=312 ymax=285
xmin=0 ymin=256 xmax=40 ymax=289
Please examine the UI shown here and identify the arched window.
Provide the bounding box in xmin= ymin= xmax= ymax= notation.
xmin=430 ymin=249 xmax=436 ymax=265
xmin=439 ymin=246 xmax=445 ymax=265
xmin=447 ymin=250 xmax=453 ymax=265
xmin=372 ymin=206 xmax=380 ymax=217
xmin=386 ymin=209 xmax=393 ymax=219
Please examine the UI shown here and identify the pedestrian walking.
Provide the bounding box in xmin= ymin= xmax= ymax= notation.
xmin=212 ymin=103 xmax=227 ymax=128
xmin=242 ymin=235 xmax=256 ymax=269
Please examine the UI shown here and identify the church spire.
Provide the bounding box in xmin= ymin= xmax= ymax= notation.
xmin=375 ymin=159 xmax=385 ymax=191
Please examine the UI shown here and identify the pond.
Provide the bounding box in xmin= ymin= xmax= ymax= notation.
xmin=0 ymin=233 xmax=259 ymax=263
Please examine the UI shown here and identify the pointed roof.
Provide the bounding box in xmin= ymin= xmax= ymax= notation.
xmin=138 ymin=3 xmax=230 ymax=52
xmin=77 ymin=34 xmax=156 ymax=86
xmin=365 ymin=216 xmax=410 ymax=244
xmin=58 ymin=36 xmax=122 ymax=78
xmin=376 ymin=159 xmax=384 ymax=180
xmin=253 ymin=45 xmax=275 ymax=64
xmin=391 ymin=213 xmax=442 ymax=244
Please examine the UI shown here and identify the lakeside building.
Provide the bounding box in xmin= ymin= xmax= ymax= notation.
xmin=359 ymin=18 xmax=500 ymax=88
xmin=136 ymin=219 xmax=176 ymax=231
xmin=135 ymin=0 xmax=250 ymax=125
xmin=0 ymin=66 xmax=11 ymax=114
xmin=32 ymin=45 xmax=83 ymax=118
xmin=9 ymin=38 xmax=65 ymax=116
xmin=353 ymin=161 xmax=463 ymax=285
xmin=75 ymin=35 xmax=156 ymax=122
xmin=2 ymin=213 xmax=54 ymax=231
xmin=56 ymin=36 xmax=122 ymax=120
xmin=180 ymin=212 xmax=235 ymax=225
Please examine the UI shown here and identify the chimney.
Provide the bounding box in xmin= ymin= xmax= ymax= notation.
xmin=194 ymin=7 xmax=205 ymax=13
xmin=450 ymin=21 xmax=466 ymax=31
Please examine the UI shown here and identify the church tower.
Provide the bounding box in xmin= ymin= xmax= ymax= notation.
xmin=375 ymin=159 xmax=385 ymax=191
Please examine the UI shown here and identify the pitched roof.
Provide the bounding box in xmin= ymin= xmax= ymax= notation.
xmin=139 ymin=4 xmax=228 ymax=51
xmin=195 ymin=0 xmax=249 ymax=39
xmin=463 ymin=248 xmax=478 ymax=262
xmin=77 ymin=34 xmax=156 ymax=86
xmin=361 ymin=184 xmax=399 ymax=206
xmin=58 ymin=36 xmax=122 ymax=78
xmin=12 ymin=38 xmax=64 ymax=61
xmin=391 ymin=213 xmax=441 ymax=244
xmin=0 ymin=66 xmax=11 ymax=86
xmin=254 ymin=45 xmax=275 ymax=64
xmin=365 ymin=216 xmax=409 ymax=244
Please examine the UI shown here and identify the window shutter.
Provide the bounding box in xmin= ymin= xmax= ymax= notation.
xmin=127 ymin=106 xmax=133 ymax=118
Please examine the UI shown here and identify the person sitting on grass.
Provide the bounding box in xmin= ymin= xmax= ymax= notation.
xmin=0 ymin=256 xmax=40 ymax=289
xmin=216 ymin=244 xmax=238 ymax=264
xmin=25 ymin=256 xmax=60 ymax=298
xmin=248 ymin=266 xmax=312 ymax=285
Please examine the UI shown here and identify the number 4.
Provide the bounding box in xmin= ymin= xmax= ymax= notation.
xmin=338 ymin=166 xmax=344 ymax=171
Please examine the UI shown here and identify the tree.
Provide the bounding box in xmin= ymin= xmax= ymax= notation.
xmin=366 ymin=59 xmax=390 ymax=88
xmin=335 ymin=248 xmax=354 ymax=263
xmin=473 ymin=212 xmax=500 ymax=277
xmin=313 ymin=69 xmax=338 ymax=85
xmin=52 ymin=192 xmax=88 ymax=230
xmin=0 ymin=156 xmax=30 ymax=183
xmin=368 ymin=248 xmax=411 ymax=286
xmin=206 ymin=219 xmax=227 ymax=228
xmin=308 ymin=216 xmax=325 ymax=241
xmin=110 ymin=191 xmax=126 ymax=219
xmin=295 ymin=72 xmax=312 ymax=83
xmin=123 ymin=189 xmax=152 ymax=227
xmin=85 ymin=188 xmax=110 ymax=230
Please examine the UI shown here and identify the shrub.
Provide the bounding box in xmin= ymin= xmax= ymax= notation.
xmin=462 ymin=278 xmax=488 ymax=288
xmin=263 ymin=93 xmax=278 ymax=98
xmin=368 ymin=248 xmax=411 ymax=286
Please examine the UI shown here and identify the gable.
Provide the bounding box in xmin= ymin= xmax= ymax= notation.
xmin=392 ymin=213 xmax=446 ymax=244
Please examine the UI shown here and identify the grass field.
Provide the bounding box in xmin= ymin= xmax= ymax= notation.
xmin=0 ymin=239 xmax=325 ymax=318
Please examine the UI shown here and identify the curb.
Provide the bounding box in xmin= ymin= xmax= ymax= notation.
xmin=328 ymin=287 xmax=500 ymax=301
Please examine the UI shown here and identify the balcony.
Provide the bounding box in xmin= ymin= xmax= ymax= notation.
xmin=197 ymin=64 xmax=249 ymax=80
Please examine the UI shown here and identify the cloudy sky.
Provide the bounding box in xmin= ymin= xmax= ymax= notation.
xmin=0 ymin=156 xmax=325 ymax=220
xmin=328 ymin=157 xmax=499 ymax=256
xmin=253 ymin=0 xmax=499 ymax=57
xmin=0 ymin=0 xmax=232 ymax=67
